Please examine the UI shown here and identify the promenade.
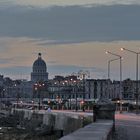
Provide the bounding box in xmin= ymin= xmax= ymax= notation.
xmin=60 ymin=120 xmax=113 ymax=140
xmin=115 ymin=112 xmax=140 ymax=140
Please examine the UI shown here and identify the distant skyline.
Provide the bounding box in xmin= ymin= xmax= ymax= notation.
xmin=0 ymin=1 xmax=140 ymax=80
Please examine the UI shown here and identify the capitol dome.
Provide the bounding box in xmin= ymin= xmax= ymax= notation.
xmin=31 ymin=53 xmax=48 ymax=82
xmin=33 ymin=53 xmax=46 ymax=73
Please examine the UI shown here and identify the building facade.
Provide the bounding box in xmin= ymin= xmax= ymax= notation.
xmin=47 ymin=75 xmax=83 ymax=100
xmin=85 ymin=79 xmax=109 ymax=100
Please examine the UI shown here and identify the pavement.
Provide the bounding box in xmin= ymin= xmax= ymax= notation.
xmin=115 ymin=112 xmax=140 ymax=140
xmin=60 ymin=120 xmax=113 ymax=140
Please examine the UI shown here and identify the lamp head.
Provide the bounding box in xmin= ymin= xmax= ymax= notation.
xmin=105 ymin=51 xmax=109 ymax=54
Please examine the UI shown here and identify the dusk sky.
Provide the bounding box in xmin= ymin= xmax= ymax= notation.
xmin=0 ymin=0 xmax=140 ymax=80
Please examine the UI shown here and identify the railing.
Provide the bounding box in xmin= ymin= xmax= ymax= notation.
xmin=116 ymin=106 xmax=129 ymax=111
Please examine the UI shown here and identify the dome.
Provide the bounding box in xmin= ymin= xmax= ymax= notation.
xmin=32 ymin=53 xmax=47 ymax=72
xmin=31 ymin=53 xmax=48 ymax=82
xmin=33 ymin=57 xmax=46 ymax=68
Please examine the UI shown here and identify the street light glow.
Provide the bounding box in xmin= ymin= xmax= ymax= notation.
xmin=121 ymin=48 xmax=125 ymax=51
xmin=105 ymin=51 xmax=108 ymax=54
xmin=117 ymin=100 xmax=120 ymax=103
xmin=80 ymin=100 xmax=84 ymax=104
xmin=35 ymin=87 xmax=38 ymax=90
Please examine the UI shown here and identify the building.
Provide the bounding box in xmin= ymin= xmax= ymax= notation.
xmin=47 ymin=75 xmax=83 ymax=100
xmin=110 ymin=81 xmax=120 ymax=99
xmin=122 ymin=79 xmax=136 ymax=100
xmin=5 ymin=80 xmax=33 ymax=98
xmin=85 ymin=79 xmax=109 ymax=100
xmin=47 ymin=77 xmax=110 ymax=101
xmin=0 ymin=75 xmax=4 ymax=87
xmin=31 ymin=53 xmax=48 ymax=82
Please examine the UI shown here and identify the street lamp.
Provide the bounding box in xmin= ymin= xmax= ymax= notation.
xmin=106 ymin=51 xmax=123 ymax=113
xmin=108 ymin=58 xmax=120 ymax=99
xmin=34 ymin=82 xmax=44 ymax=110
xmin=108 ymin=58 xmax=121 ymax=80
xmin=70 ymin=79 xmax=78 ymax=111
xmin=121 ymin=47 xmax=140 ymax=114
xmin=71 ymin=73 xmax=81 ymax=112
xmin=78 ymin=70 xmax=90 ymax=112
xmin=67 ymin=78 xmax=76 ymax=110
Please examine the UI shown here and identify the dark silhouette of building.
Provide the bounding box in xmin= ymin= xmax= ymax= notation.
xmin=31 ymin=53 xmax=48 ymax=82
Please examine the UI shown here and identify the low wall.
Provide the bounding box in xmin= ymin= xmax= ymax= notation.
xmin=11 ymin=109 xmax=92 ymax=136
xmin=11 ymin=109 xmax=114 ymax=140
xmin=60 ymin=120 xmax=114 ymax=140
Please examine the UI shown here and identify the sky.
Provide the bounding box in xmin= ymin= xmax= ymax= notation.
xmin=0 ymin=0 xmax=140 ymax=80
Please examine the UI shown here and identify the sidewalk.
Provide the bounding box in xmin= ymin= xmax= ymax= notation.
xmin=60 ymin=120 xmax=113 ymax=140
xmin=115 ymin=113 xmax=140 ymax=140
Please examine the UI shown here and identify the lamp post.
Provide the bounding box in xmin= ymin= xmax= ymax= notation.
xmin=108 ymin=58 xmax=121 ymax=80
xmin=78 ymin=70 xmax=90 ymax=112
xmin=106 ymin=51 xmax=123 ymax=113
xmin=71 ymin=73 xmax=80 ymax=112
xmin=34 ymin=82 xmax=44 ymax=110
xmin=63 ymin=79 xmax=71 ymax=110
xmin=67 ymin=78 xmax=77 ymax=110
xmin=74 ymin=80 xmax=78 ymax=112
xmin=108 ymin=58 xmax=120 ymax=99
xmin=71 ymin=79 xmax=78 ymax=111
xmin=121 ymin=48 xmax=140 ymax=114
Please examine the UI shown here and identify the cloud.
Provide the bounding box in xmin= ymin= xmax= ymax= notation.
xmin=0 ymin=37 xmax=140 ymax=80
xmin=1 ymin=3 xmax=140 ymax=80
xmin=1 ymin=0 xmax=140 ymax=8
xmin=1 ymin=5 xmax=140 ymax=43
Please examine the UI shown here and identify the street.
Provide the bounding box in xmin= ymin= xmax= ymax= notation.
xmin=115 ymin=112 xmax=140 ymax=140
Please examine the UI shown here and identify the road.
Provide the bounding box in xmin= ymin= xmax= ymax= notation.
xmin=115 ymin=112 xmax=140 ymax=140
